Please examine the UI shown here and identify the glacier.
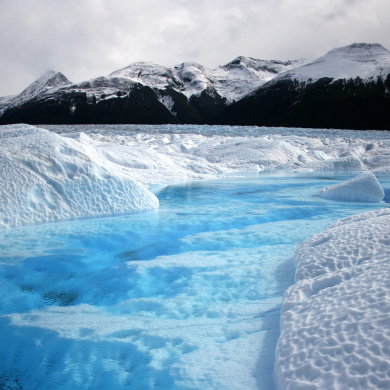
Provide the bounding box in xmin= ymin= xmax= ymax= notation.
xmin=0 ymin=125 xmax=158 ymax=228
xmin=2 ymin=123 xmax=390 ymax=228
xmin=1 ymin=123 xmax=390 ymax=389
xmin=276 ymin=208 xmax=390 ymax=389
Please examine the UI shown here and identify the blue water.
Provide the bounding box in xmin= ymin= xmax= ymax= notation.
xmin=0 ymin=172 xmax=388 ymax=389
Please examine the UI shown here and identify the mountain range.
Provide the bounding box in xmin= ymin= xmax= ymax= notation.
xmin=1 ymin=43 xmax=389 ymax=130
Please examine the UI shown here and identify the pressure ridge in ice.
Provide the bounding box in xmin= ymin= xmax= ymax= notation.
xmin=0 ymin=125 xmax=158 ymax=228
xmin=318 ymin=171 xmax=385 ymax=203
xmin=275 ymin=208 xmax=390 ymax=389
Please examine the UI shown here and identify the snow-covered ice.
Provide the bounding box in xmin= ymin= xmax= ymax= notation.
xmin=0 ymin=125 xmax=158 ymax=228
xmin=276 ymin=208 xmax=390 ymax=389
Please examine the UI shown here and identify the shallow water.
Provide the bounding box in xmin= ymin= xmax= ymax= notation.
xmin=0 ymin=172 xmax=388 ymax=389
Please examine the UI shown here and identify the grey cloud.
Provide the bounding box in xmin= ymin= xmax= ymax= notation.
xmin=0 ymin=0 xmax=389 ymax=96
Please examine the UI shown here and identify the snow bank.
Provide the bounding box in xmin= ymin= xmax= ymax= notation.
xmin=318 ymin=171 xmax=385 ymax=203
xmin=0 ymin=125 xmax=158 ymax=228
xmin=275 ymin=208 xmax=390 ymax=389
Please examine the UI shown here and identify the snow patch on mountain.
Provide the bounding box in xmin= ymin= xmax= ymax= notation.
xmin=110 ymin=62 xmax=180 ymax=91
xmin=0 ymin=95 xmax=15 ymax=115
xmin=158 ymin=94 xmax=176 ymax=115
xmin=0 ymin=95 xmax=15 ymax=107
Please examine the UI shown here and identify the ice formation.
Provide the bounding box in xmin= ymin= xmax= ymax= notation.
xmin=2 ymin=123 xmax=390 ymax=228
xmin=275 ymin=208 xmax=390 ymax=389
xmin=318 ymin=171 xmax=385 ymax=203
xmin=0 ymin=125 xmax=158 ymax=228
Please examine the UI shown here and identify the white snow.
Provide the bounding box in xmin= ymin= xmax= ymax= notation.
xmin=158 ymin=94 xmax=176 ymax=115
xmin=0 ymin=94 xmax=15 ymax=113
xmin=275 ymin=43 xmax=390 ymax=84
xmin=275 ymin=208 xmax=390 ymax=389
xmin=318 ymin=171 xmax=385 ymax=203
xmin=109 ymin=62 xmax=176 ymax=91
xmin=109 ymin=57 xmax=305 ymax=103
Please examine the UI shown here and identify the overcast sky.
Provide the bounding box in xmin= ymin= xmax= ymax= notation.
xmin=1 ymin=0 xmax=389 ymax=96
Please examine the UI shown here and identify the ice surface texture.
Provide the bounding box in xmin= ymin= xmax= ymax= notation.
xmin=2 ymin=123 xmax=390 ymax=228
xmin=318 ymin=171 xmax=385 ymax=203
xmin=0 ymin=125 xmax=158 ymax=227
xmin=275 ymin=208 xmax=390 ymax=389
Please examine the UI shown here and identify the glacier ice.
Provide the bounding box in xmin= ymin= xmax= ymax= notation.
xmin=275 ymin=208 xmax=390 ymax=390
xmin=1 ymin=123 xmax=390 ymax=389
xmin=2 ymin=123 xmax=390 ymax=228
xmin=0 ymin=125 xmax=159 ymax=228
xmin=318 ymin=171 xmax=385 ymax=203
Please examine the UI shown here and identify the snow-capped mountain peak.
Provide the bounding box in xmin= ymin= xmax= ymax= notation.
xmin=104 ymin=57 xmax=305 ymax=102
xmin=276 ymin=43 xmax=390 ymax=84
xmin=325 ymin=43 xmax=390 ymax=64
xmin=109 ymin=62 xmax=176 ymax=90
xmin=213 ymin=57 xmax=306 ymax=102
xmin=6 ymin=70 xmax=72 ymax=109
xmin=222 ymin=56 xmax=306 ymax=74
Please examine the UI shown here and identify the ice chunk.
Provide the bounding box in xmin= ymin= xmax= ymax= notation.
xmin=0 ymin=125 xmax=159 ymax=228
xmin=275 ymin=208 xmax=390 ymax=390
xmin=318 ymin=171 xmax=384 ymax=203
